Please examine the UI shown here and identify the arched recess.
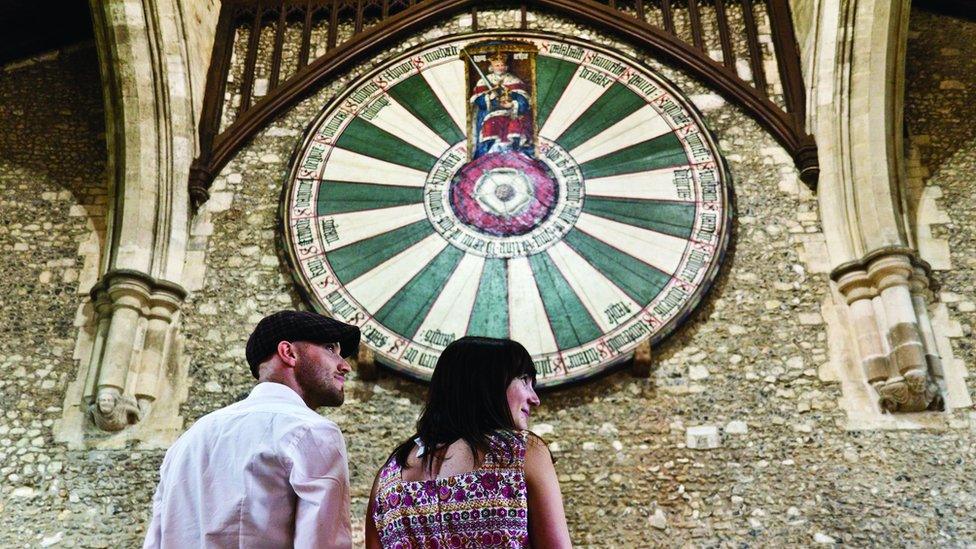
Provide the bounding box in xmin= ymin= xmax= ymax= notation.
xmin=188 ymin=0 xmax=818 ymax=206
xmin=804 ymin=0 xmax=970 ymax=424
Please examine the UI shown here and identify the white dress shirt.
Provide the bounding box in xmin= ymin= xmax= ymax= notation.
xmin=144 ymin=382 xmax=351 ymax=548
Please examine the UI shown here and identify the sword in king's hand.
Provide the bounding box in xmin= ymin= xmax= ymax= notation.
xmin=463 ymin=50 xmax=501 ymax=97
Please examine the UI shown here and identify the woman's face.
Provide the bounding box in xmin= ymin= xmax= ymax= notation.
xmin=506 ymin=374 xmax=540 ymax=430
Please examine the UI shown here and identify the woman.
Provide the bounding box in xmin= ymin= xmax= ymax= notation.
xmin=365 ymin=336 xmax=572 ymax=548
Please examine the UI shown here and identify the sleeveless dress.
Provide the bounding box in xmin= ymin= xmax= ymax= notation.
xmin=372 ymin=431 xmax=530 ymax=548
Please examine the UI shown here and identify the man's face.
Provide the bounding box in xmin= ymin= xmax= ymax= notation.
xmin=491 ymin=59 xmax=507 ymax=75
xmin=294 ymin=341 xmax=351 ymax=408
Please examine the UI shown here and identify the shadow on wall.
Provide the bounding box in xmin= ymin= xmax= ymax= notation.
xmin=905 ymin=8 xmax=976 ymax=178
xmin=0 ymin=43 xmax=108 ymax=257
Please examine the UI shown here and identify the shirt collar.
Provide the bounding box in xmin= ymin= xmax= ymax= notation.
xmin=248 ymin=382 xmax=309 ymax=408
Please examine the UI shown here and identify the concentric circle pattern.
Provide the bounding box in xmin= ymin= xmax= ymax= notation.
xmin=284 ymin=32 xmax=731 ymax=387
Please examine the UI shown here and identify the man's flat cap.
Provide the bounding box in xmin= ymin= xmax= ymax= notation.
xmin=245 ymin=310 xmax=360 ymax=378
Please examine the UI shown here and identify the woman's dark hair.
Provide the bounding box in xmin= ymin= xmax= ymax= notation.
xmin=392 ymin=336 xmax=537 ymax=471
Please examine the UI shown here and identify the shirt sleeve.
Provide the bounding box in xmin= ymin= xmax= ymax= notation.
xmin=285 ymin=421 xmax=351 ymax=549
xmin=142 ymin=461 xmax=166 ymax=549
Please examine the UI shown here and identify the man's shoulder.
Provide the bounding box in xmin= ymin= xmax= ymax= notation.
xmin=177 ymin=394 xmax=337 ymax=440
xmin=288 ymin=414 xmax=344 ymax=445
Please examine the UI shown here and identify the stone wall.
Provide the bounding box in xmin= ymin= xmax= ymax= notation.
xmin=0 ymin=7 xmax=974 ymax=548
xmin=0 ymin=44 xmax=137 ymax=546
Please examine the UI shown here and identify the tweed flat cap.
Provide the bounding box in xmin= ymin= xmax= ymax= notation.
xmin=245 ymin=310 xmax=360 ymax=378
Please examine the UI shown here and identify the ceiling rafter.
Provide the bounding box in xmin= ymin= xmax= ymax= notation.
xmin=189 ymin=0 xmax=818 ymax=207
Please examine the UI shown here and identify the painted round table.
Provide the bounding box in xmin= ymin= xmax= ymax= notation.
xmin=283 ymin=32 xmax=730 ymax=387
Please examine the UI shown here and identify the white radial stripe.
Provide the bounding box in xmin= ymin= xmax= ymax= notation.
xmin=585 ymin=168 xmax=689 ymax=202
xmin=569 ymin=105 xmax=672 ymax=164
xmin=413 ymin=253 xmax=485 ymax=340
xmin=508 ymin=257 xmax=559 ymax=355
xmin=545 ymin=242 xmax=642 ymax=333
xmin=422 ymin=60 xmax=466 ymax=133
xmin=362 ymin=99 xmax=450 ymax=157
xmin=539 ymin=67 xmax=611 ymax=141
xmin=345 ymin=233 xmax=448 ymax=313
xmin=321 ymin=203 xmax=426 ymax=251
xmin=322 ymin=147 xmax=427 ymax=187
xmin=575 ymin=212 xmax=687 ymax=275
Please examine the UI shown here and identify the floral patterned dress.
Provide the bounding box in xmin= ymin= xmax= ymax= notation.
xmin=372 ymin=431 xmax=530 ymax=548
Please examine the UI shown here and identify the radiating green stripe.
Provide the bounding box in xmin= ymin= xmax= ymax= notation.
xmin=528 ymin=253 xmax=602 ymax=349
xmin=335 ymin=117 xmax=437 ymax=173
xmin=317 ymin=181 xmax=423 ymax=215
xmin=583 ymin=197 xmax=696 ymax=239
xmin=467 ymin=258 xmax=509 ymax=338
xmin=580 ymin=132 xmax=686 ymax=179
xmin=372 ymin=246 xmax=465 ymax=339
xmin=563 ymin=229 xmax=670 ymax=305
xmin=555 ymin=83 xmax=645 ymax=151
xmin=535 ymin=56 xmax=578 ymax=131
xmin=329 ymin=219 xmax=433 ymax=283
xmin=387 ymin=75 xmax=465 ymax=145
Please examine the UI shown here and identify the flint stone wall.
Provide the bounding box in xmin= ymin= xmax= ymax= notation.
xmin=0 ymin=7 xmax=973 ymax=548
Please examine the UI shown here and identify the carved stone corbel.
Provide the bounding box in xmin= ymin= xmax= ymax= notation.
xmin=832 ymin=248 xmax=944 ymax=413
xmin=84 ymin=270 xmax=187 ymax=431
xmin=56 ymin=270 xmax=188 ymax=448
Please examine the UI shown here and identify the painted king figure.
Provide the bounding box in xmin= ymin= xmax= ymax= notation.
xmin=470 ymin=51 xmax=534 ymax=159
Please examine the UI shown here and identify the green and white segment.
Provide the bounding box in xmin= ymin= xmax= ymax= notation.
xmin=284 ymin=32 xmax=731 ymax=387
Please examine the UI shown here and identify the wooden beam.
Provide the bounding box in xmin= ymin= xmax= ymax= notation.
xmin=766 ymin=0 xmax=807 ymax=121
xmin=298 ymin=1 xmax=314 ymax=68
xmin=268 ymin=6 xmax=287 ymax=90
xmin=741 ymin=0 xmax=768 ymax=98
xmin=189 ymin=6 xmax=239 ymax=207
xmin=661 ymin=0 xmax=675 ymax=34
xmin=687 ymin=0 xmax=704 ymax=50
xmin=327 ymin=0 xmax=339 ymax=50
xmin=714 ymin=0 xmax=734 ymax=69
xmin=238 ymin=5 xmax=264 ymax=112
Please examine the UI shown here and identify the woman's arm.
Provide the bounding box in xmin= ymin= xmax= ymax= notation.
xmin=525 ymin=435 xmax=572 ymax=547
xmin=364 ymin=471 xmax=382 ymax=549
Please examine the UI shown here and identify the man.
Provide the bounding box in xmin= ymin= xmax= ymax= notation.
xmin=144 ymin=310 xmax=360 ymax=548
xmin=470 ymin=50 xmax=534 ymax=159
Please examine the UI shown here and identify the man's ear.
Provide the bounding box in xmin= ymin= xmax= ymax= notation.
xmin=276 ymin=341 xmax=299 ymax=367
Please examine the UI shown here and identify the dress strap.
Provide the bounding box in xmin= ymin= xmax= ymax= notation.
xmin=483 ymin=430 xmax=529 ymax=469
xmin=377 ymin=455 xmax=403 ymax=491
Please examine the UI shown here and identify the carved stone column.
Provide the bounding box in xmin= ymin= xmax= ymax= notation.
xmin=88 ymin=273 xmax=150 ymax=431
xmin=909 ymin=266 xmax=947 ymax=395
xmin=834 ymin=269 xmax=887 ymax=387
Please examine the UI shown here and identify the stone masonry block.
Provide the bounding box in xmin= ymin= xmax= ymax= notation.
xmin=686 ymin=425 xmax=721 ymax=450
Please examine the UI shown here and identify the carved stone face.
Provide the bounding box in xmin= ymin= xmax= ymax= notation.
xmin=97 ymin=391 xmax=117 ymax=414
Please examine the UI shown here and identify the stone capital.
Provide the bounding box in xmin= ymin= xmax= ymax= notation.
xmin=909 ymin=265 xmax=932 ymax=298
xmin=866 ymin=253 xmax=913 ymax=293
xmin=833 ymin=268 xmax=875 ymax=304
xmin=90 ymin=269 xmax=188 ymax=313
